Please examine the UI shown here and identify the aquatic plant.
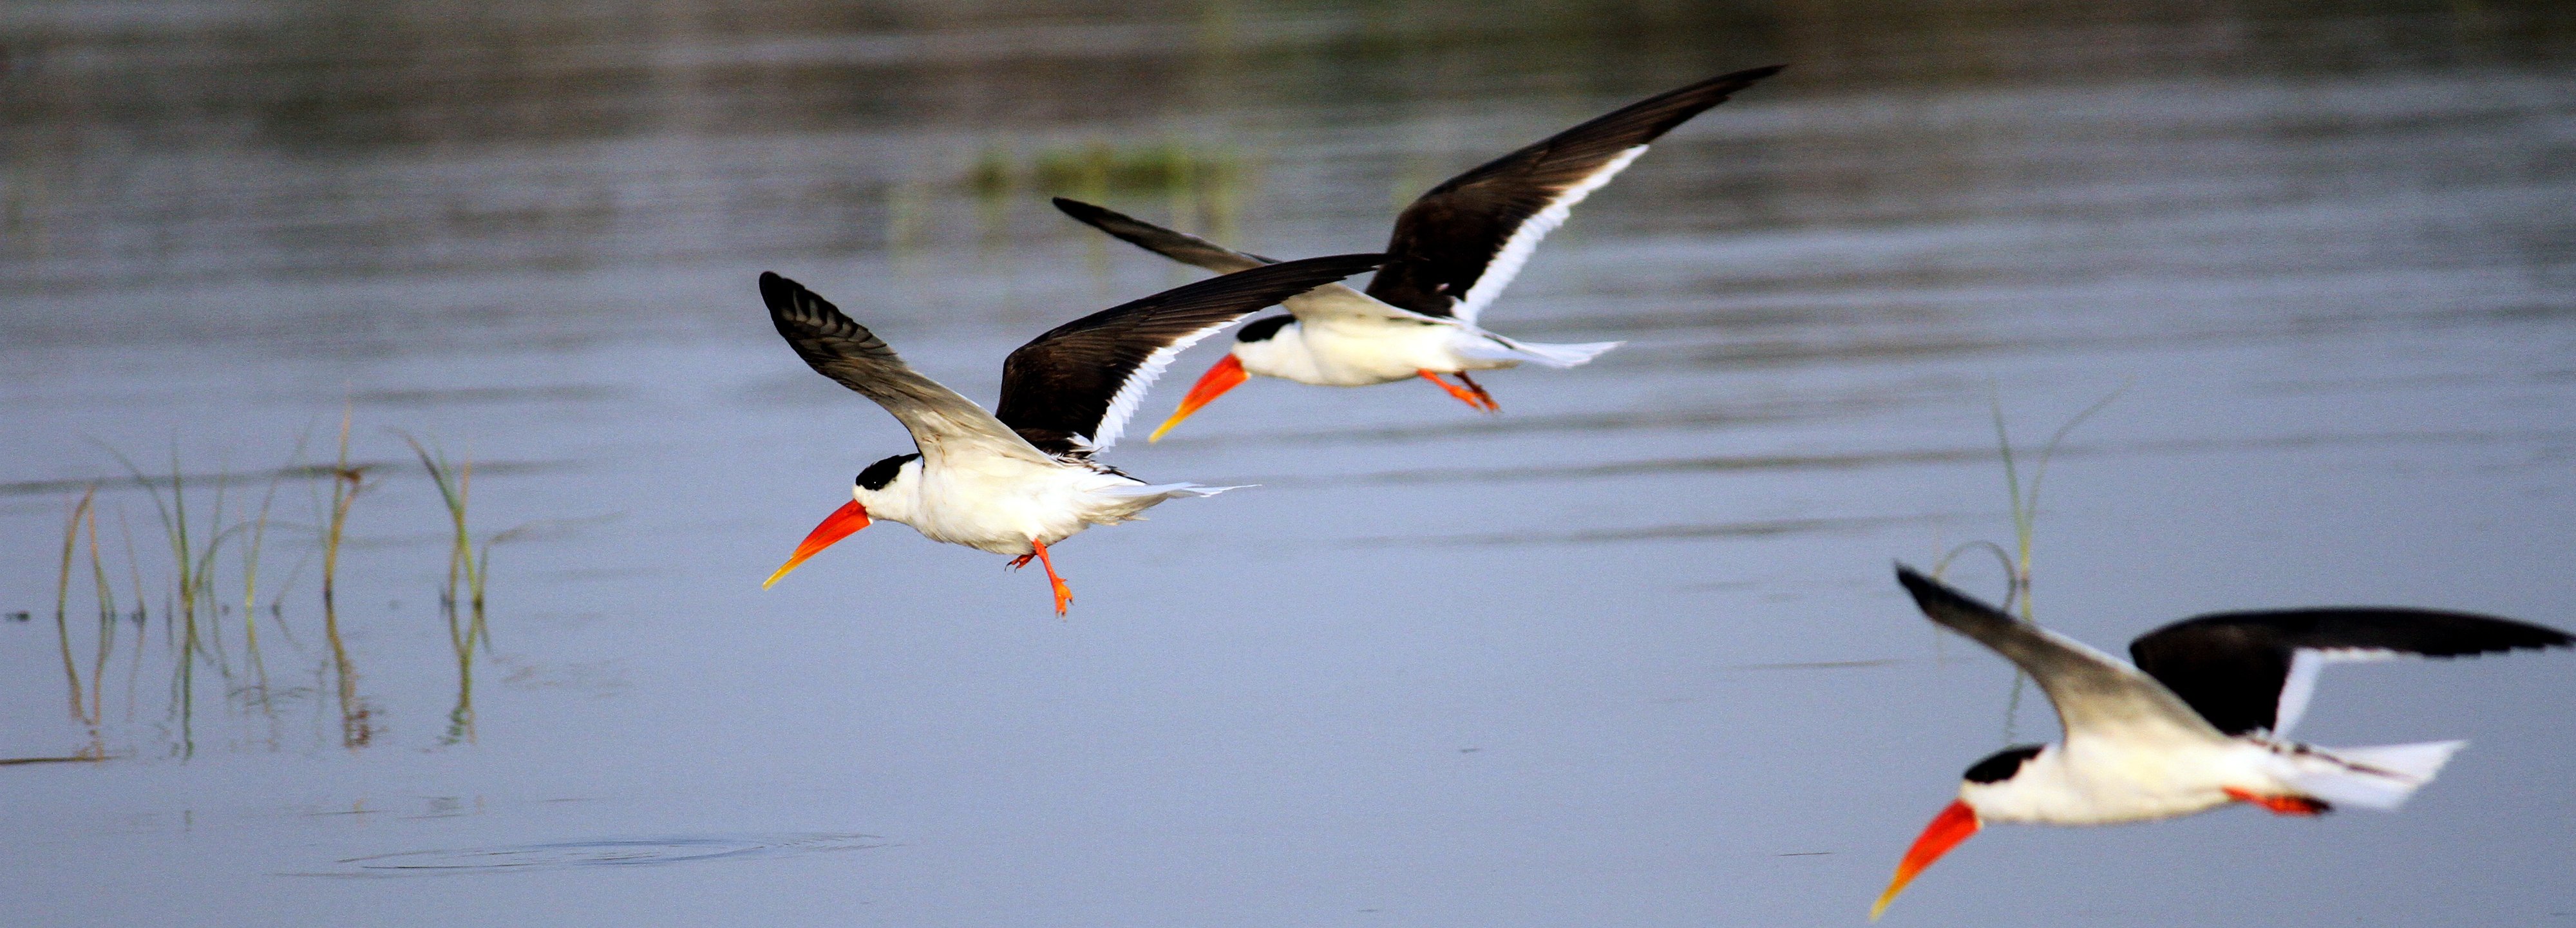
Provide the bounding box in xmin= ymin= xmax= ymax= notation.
xmin=402 ymin=433 xmax=493 ymax=746
xmin=956 ymin=139 xmax=1251 ymax=247
xmin=1933 ymin=386 xmax=2126 ymax=742
xmin=319 ymin=405 xmax=372 ymax=750
xmin=52 ymin=487 xmax=96 ymax=721
xmin=95 ymin=441 xmax=244 ymax=757
xmin=10 ymin=405 xmax=539 ymax=762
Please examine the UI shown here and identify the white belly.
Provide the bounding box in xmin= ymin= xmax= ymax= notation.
xmin=1263 ymin=317 xmax=1519 ymax=386
xmin=898 ymin=460 xmax=1166 ymax=556
xmin=1973 ymin=737 xmax=2289 ymax=826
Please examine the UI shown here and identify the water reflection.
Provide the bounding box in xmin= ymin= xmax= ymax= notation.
xmin=3 ymin=413 xmax=519 ymax=761
xmin=3 ymin=1 xmax=2573 ymax=925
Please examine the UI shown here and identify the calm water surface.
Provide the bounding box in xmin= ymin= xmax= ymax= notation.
xmin=5 ymin=1 xmax=2574 ymax=924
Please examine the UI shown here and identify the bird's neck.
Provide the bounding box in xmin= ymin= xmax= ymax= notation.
xmin=1960 ymin=746 xmax=2081 ymax=823
xmin=853 ymin=464 xmax=924 ymax=526
xmin=1233 ymin=323 xmax=1319 ymax=381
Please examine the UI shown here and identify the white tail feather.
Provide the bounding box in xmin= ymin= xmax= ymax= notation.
xmin=2277 ymin=740 xmax=2467 ymax=810
xmin=1457 ymin=337 xmax=1623 ymax=368
xmin=1099 ymin=482 xmax=1250 ymax=499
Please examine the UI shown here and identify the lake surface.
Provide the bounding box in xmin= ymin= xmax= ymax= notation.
xmin=5 ymin=1 xmax=2573 ymax=924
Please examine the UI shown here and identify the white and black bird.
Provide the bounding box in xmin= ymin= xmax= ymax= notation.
xmin=1873 ymin=565 xmax=2572 ymax=920
xmin=757 ymin=254 xmax=1383 ymax=615
xmin=1052 ymin=64 xmax=1783 ymax=441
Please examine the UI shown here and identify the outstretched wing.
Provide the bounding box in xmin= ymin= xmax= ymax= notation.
xmin=1051 ymin=197 xmax=1443 ymax=326
xmin=761 ymin=272 xmax=1052 ymax=466
xmin=1895 ymin=566 xmax=2221 ymax=743
xmin=993 ymin=253 xmax=1387 ymax=455
xmin=1365 ymin=64 xmax=1783 ymax=325
xmin=2130 ymin=608 xmax=2573 ymax=737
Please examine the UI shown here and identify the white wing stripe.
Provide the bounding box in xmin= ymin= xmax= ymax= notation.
xmin=1450 ymin=144 xmax=1648 ymax=325
xmin=1088 ymin=321 xmax=1233 ymax=451
xmin=2273 ymin=647 xmax=2402 ymax=738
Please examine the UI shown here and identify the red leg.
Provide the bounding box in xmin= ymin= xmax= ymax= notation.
xmin=1028 ymin=538 xmax=1072 ymax=616
xmin=2224 ymin=787 xmax=2329 ymax=815
xmin=1417 ymin=370 xmax=1494 ymax=412
xmin=1007 ymin=553 xmax=1035 ymax=571
xmin=1454 ymin=371 xmax=1499 ymax=412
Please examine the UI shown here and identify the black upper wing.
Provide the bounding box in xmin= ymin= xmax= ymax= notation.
xmin=2130 ymin=608 xmax=2573 ymax=736
xmin=1364 ymin=64 xmax=1783 ymax=322
xmin=1052 ymin=197 xmax=1279 ymax=272
xmin=1054 ymin=196 xmax=1455 ymax=326
xmin=992 ymin=252 xmax=1385 ymax=455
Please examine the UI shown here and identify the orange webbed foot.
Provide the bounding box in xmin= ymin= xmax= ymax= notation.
xmin=1455 ymin=371 xmax=1499 ymax=412
xmin=1417 ymin=370 xmax=1498 ymax=412
xmin=2225 ymin=788 xmax=2330 ymax=815
xmin=1028 ymin=538 xmax=1072 ymax=617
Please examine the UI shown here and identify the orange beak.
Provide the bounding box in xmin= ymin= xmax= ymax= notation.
xmin=762 ymin=499 xmax=870 ymax=589
xmin=1871 ymin=799 xmax=1981 ymax=920
xmin=1146 ymin=354 xmax=1247 ymax=443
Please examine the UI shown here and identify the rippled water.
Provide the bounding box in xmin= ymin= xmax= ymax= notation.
xmin=5 ymin=1 xmax=2574 ymax=925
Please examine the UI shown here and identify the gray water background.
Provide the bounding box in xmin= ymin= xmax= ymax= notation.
xmin=4 ymin=1 xmax=2574 ymax=924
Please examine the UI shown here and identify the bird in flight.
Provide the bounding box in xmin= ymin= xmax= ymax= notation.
xmin=1872 ymin=565 xmax=2571 ymax=919
xmin=757 ymin=254 xmax=1383 ymax=614
xmin=1053 ymin=64 xmax=1783 ymax=441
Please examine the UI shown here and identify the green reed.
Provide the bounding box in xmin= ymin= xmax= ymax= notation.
xmin=319 ymin=405 xmax=372 ymax=750
xmin=97 ymin=442 xmax=236 ymax=757
xmin=1934 ymin=387 xmax=2126 ymax=743
xmin=18 ymin=412 xmax=518 ymax=762
xmin=402 ymin=433 xmax=488 ymax=745
xmin=53 ymin=487 xmax=95 ymax=721
xmin=958 ymin=139 xmax=1249 ymax=250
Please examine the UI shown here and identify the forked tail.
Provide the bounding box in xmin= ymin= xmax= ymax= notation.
xmin=2277 ymin=740 xmax=2467 ymax=810
xmin=1459 ymin=335 xmax=1623 ymax=368
xmin=1099 ymin=481 xmax=1250 ymax=500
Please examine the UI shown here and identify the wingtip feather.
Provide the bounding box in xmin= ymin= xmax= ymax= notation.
xmin=757 ymin=270 xmax=795 ymax=307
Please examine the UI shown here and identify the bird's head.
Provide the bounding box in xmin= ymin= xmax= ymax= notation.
xmin=1870 ymin=744 xmax=2045 ymax=919
xmin=762 ymin=453 xmax=918 ymax=588
xmin=1146 ymin=316 xmax=1294 ymax=442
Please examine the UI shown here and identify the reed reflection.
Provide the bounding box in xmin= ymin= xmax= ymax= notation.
xmin=4 ymin=410 xmax=528 ymax=761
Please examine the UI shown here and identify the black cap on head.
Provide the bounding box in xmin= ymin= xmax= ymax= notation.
xmin=857 ymin=453 xmax=920 ymax=491
xmin=1963 ymin=744 xmax=2044 ymax=784
xmin=1233 ymin=315 xmax=1294 ymax=343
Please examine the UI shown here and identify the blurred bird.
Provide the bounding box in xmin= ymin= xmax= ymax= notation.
xmin=1873 ymin=565 xmax=2572 ymax=920
xmin=1052 ymin=64 xmax=1783 ymax=440
xmin=757 ymin=254 xmax=1383 ymax=614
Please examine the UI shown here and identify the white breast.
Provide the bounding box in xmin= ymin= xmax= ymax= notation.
xmin=871 ymin=455 xmax=1160 ymax=556
xmin=1966 ymin=737 xmax=2288 ymax=826
xmin=1240 ymin=317 xmax=1516 ymax=386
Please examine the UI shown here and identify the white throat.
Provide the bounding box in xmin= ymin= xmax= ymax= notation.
xmin=851 ymin=456 xmax=925 ymax=526
xmin=1231 ymin=322 xmax=1321 ymax=383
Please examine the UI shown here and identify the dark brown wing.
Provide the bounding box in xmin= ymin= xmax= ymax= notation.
xmin=992 ymin=253 xmax=1386 ymax=455
xmin=1053 ymin=196 xmax=1452 ymax=326
xmin=1052 ymin=197 xmax=1279 ymax=272
xmin=2130 ymin=608 xmax=2573 ymax=736
xmin=760 ymin=272 xmax=1051 ymax=466
xmin=1364 ymin=64 xmax=1783 ymax=323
